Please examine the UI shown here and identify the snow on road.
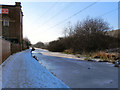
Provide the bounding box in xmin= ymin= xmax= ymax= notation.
xmin=1 ymin=49 xmax=69 ymax=88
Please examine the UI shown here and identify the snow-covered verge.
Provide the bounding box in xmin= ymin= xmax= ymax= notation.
xmin=1 ymin=49 xmax=69 ymax=88
xmin=33 ymin=49 xmax=120 ymax=67
xmin=32 ymin=48 xmax=82 ymax=60
xmin=33 ymin=49 xmax=116 ymax=61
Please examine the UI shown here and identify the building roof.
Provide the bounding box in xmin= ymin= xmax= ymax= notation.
xmin=0 ymin=2 xmax=23 ymax=16
xmin=106 ymin=29 xmax=120 ymax=39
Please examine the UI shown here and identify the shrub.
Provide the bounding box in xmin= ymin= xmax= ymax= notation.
xmin=48 ymin=40 xmax=65 ymax=52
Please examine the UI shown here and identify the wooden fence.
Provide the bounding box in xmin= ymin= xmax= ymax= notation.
xmin=0 ymin=38 xmax=23 ymax=64
xmin=0 ymin=38 xmax=11 ymax=64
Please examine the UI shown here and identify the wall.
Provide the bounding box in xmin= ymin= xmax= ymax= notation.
xmin=0 ymin=38 xmax=2 ymax=64
xmin=0 ymin=38 xmax=23 ymax=64
xmin=0 ymin=38 xmax=11 ymax=64
xmin=11 ymin=43 xmax=21 ymax=54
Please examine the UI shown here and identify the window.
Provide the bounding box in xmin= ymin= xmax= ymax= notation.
xmin=3 ymin=18 xmax=9 ymax=26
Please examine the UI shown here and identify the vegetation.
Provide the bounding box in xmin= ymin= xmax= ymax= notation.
xmin=47 ymin=17 xmax=120 ymax=54
xmin=23 ymin=37 xmax=31 ymax=49
xmin=93 ymin=51 xmax=120 ymax=61
xmin=33 ymin=41 xmax=44 ymax=48
xmin=47 ymin=39 xmax=66 ymax=52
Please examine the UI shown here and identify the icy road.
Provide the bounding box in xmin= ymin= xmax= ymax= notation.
xmin=1 ymin=50 xmax=69 ymax=88
xmin=32 ymin=49 xmax=118 ymax=88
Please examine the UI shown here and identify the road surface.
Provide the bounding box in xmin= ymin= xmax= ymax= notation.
xmin=33 ymin=49 xmax=118 ymax=88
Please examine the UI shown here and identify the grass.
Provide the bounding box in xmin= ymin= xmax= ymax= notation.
xmin=63 ymin=49 xmax=120 ymax=66
xmin=84 ymin=55 xmax=91 ymax=60
xmin=63 ymin=49 xmax=74 ymax=54
xmin=93 ymin=51 xmax=118 ymax=60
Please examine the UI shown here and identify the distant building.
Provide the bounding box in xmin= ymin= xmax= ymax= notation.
xmin=0 ymin=2 xmax=23 ymax=50
xmin=106 ymin=29 xmax=120 ymax=39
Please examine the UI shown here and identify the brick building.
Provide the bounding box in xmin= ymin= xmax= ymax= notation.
xmin=0 ymin=2 xmax=23 ymax=50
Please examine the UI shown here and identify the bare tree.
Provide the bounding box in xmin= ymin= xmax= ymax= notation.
xmin=47 ymin=17 xmax=118 ymax=53
xmin=23 ymin=37 xmax=31 ymax=48
xmin=33 ymin=41 xmax=44 ymax=48
xmin=63 ymin=21 xmax=74 ymax=38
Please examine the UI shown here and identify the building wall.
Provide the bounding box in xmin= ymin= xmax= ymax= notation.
xmin=0 ymin=10 xmax=2 ymax=36
xmin=2 ymin=2 xmax=23 ymax=50
xmin=0 ymin=2 xmax=24 ymax=64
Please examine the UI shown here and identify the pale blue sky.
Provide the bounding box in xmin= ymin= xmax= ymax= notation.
xmin=21 ymin=2 xmax=118 ymax=44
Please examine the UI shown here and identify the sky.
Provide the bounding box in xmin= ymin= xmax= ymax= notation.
xmin=0 ymin=1 xmax=119 ymax=44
